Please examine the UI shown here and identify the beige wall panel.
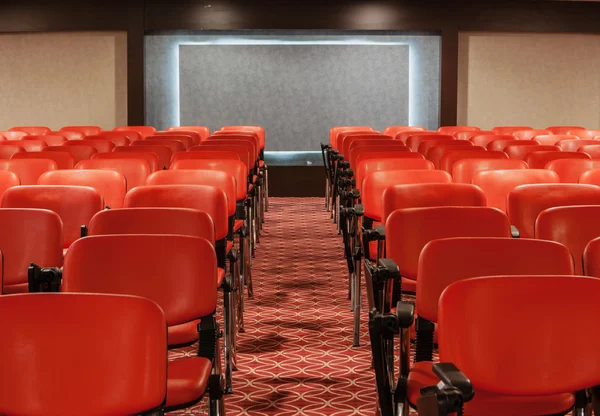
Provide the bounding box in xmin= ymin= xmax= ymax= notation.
xmin=0 ymin=31 xmax=127 ymax=131
xmin=457 ymin=32 xmax=600 ymax=130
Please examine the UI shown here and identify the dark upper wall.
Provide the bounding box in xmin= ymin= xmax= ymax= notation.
xmin=1 ymin=0 xmax=600 ymax=126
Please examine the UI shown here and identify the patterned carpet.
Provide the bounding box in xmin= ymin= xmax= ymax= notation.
xmin=169 ymin=197 xmax=377 ymax=415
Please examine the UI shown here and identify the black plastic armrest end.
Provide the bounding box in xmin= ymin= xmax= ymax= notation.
xmin=432 ymin=363 xmax=474 ymax=402
xmin=373 ymin=224 xmax=386 ymax=239
xmin=395 ymin=300 xmax=415 ymax=328
xmin=354 ymin=203 xmax=364 ymax=217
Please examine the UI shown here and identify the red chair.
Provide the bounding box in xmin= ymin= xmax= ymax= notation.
xmin=488 ymin=139 xmax=539 ymax=152
xmin=23 ymin=134 xmax=65 ymax=146
xmin=536 ymin=205 xmax=600 ymax=274
xmin=147 ymin=134 xmax=194 ymax=150
xmin=190 ymin=145 xmax=253 ymax=176
xmin=383 ymin=126 xmax=425 ymax=137
xmin=440 ymin=150 xmax=507 ymax=174
xmin=172 ymin=150 xmax=240 ymax=164
xmin=220 ymin=125 xmax=265 ymax=151
xmin=470 ymin=134 xmax=511 ymax=148
xmin=14 ymin=139 xmax=47 ymax=152
xmin=93 ymin=151 xmax=159 ymax=173
xmin=206 ymin=135 xmax=258 ymax=162
xmin=507 ymin=183 xmax=600 ymax=238
xmin=355 ymin=158 xmax=434 ymax=193
xmin=579 ymin=144 xmax=600 ymax=158
xmin=406 ymin=134 xmax=453 ymax=152
xmin=94 ymin=131 xmax=138 ymax=145
xmin=504 ymin=144 xmax=560 ymax=160
xmin=513 ymin=129 xmax=551 ymax=141
xmin=155 ymin=130 xmax=201 ymax=146
xmin=529 ymin=134 xmax=577 ymax=146
xmin=0 ymin=209 xmax=63 ymax=294
xmin=0 ymin=159 xmax=58 ymax=185
xmin=452 ymin=158 xmax=528 ymax=184
xmin=10 ymin=126 xmax=51 ymax=135
xmin=406 ymin=238 xmax=574 ymax=411
xmin=39 ymin=170 xmax=127 ymax=209
xmin=0 ymin=293 xmax=168 ymax=415
xmin=329 ymin=126 xmax=374 ymax=149
xmin=351 ymin=146 xmax=417 ymax=169
xmin=62 ymin=235 xmax=223 ymax=411
xmin=437 ymin=126 xmax=479 ymax=135
xmin=557 ymin=138 xmax=599 ymax=152
xmin=165 ymin=128 xmax=206 ymax=144
xmin=51 ymin=130 xmax=83 ymax=141
xmin=115 ymin=145 xmax=172 ymax=170
xmin=0 ymin=144 xmax=25 ymax=159
xmin=48 ymin=143 xmax=97 ymax=163
xmin=492 ymin=126 xmax=533 ymax=134
xmin=73 ymin=138 xmax=115 ymax=153
xmin=418 ymin=138 xmax=471 ymax=157
xmin=567 ymin=129 xmax=600 ymax=140
xmin=546 ymin=159 xmax=600 ymax=183
xmin=424 ymin=275 xmax=598 ymax=415
xmin=115 ymin=125 xmax=157 ymax=139
xmin=584 ymin=237 xmax=600 ymax=276
xmin=12 ymin=151 xmax=77 ymax=170
xmin=134 ymin=139 xmax=184 ymax=154
xmin=76 ymin=158 xmax=151 ymax=191
xmin=0 ymin=171 xmax=19 ymax=202
xmin=0 ymin=131 xmax=28 ymax=140
xmin=426 ymin=144 xmax=482 ymax=169
xmin=525 ymin=150 xmax=591 ymax=169
xmin=454 ymin=130 xmax=493 ymax=141
xmin=2 ymin=185 xmax=104 ymax=249
xmin=473 ymin=169 xmax=559 ymax=213
xmin=385 ymin=207 xmax=511 ymax=293
xmin=59 ymin=126 xmax=102 ymax=136
xmin=546 ymin=125 xmax=585 ymax=134
xmin=579 ymin=168 xmax=600 ymax=185
xmin=396 ymin=130 xmax=437 ymax=144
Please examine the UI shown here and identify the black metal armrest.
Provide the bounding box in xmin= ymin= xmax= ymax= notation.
xmin=373 ymin=225 xmax=386 ymax=239
xmin=511 ymin=225 xmax=520 ymax=238
xmin=28 ymin=263 xmax=62 ymax=293
xmin=354 ymin=202 xmax=364 ymax=217
xmin=395 ymin=300 xmax=415 ymax=328
xmin=432 ymin=363 xmax=474 ymax=402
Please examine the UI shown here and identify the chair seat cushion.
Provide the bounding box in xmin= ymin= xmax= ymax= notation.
xmin=168 ymin=320 xmax=199 ymax=346
xmin=234 ymin=219 xmax=243 ymax=232
xmin=407 ymin=361 xmax=574 ymax=415
xmin=166 ymin=357 xmax=212 ymax=407
xmin=402 ymin=277 xmax=416 ymax=294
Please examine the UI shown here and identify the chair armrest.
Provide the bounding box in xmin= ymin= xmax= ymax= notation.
xmin=395 ymin=300 xmax=415 ymax=328
xmin=432 ymin=363 xmax=474 ymax=402
xmin=373 ymin=225 xmax=385 ymax=239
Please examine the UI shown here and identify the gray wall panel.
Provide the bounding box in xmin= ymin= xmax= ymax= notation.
xmin=179 ymin=44 xmax=409 ymax=151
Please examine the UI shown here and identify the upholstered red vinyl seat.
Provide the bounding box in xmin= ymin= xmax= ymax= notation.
xmin=452 ymin=158 xmax=528 ymax=184
xmin=439 ymin=150 xmax=507 ymax=174
xmin=525 ymin=150 xmax=590 ymax=169
xmin=48 ymin=143 xmax=97 ymax=162
xmin=76 ymin=158 xmax=151 ymax=191
xmin=0 ymin=158 xmax=58 ymax=185
xmin=115 ymin=145 xmax=172 ymax=170
xmin=93 ymin=150 xmax=159 ymax=173
xmin=545 ymin=159 xmax=600 ymax=183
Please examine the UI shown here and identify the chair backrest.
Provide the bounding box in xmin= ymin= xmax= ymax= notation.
xmin=0 ymin=159 xmax=58 ymax=185
xmin=508 ymin=183 xmax=600 ymax=238
xmin=473 ymin=169 xmax=560 ymax=213
xmin=440 ymin=150 xmax=508 ymax=174
xmin=204 ymin=136 xmax=258 ymax=162
xmin=557 ymin=139 xmax=598 ymax=152
xmin=546 ymin=159 xmax=600 ymax=183
xmin=383 ymin=126 xmax=425 ymax=137
xmin=0 ymin=292 xmax=167 ymax=416
xmin=536 ymin=205 xmax=600 ymax=274
xmin=93 ymin=151 xmax=159 ymax=173
xmin=0 ymin=131 xmax=28 ymax=140
xmin=74 ymin=138 xmax=115 ymax=153
xmin=94 ymin=131 xmax=139 ymax=146
xmin=529 ymin=134 xmax=564 ymax=146
xmin=51 ymin=130 xmax=83 ymax=140
xmin=406 ymin=134 xmax=453 ymax=152
xmin=469 ymin=134 xmax=507 ymax=148
xmin=10 ymin=126 xmax=51 ymax=135
xmin=488 ymin=139 xmax=539 ymax=152
xmin=146 ymin=170 xmax=235 ymax=216
xmin=124 ymin=184 xmax=228 ymax=241
xmin=167 ymin=126 xmax=211 ymax=142
xmin=385 ymin=206 xmax=511 ymax=280
xmin=438 ymin=275 xmax=600 ymax=396
xmin=579 ymin=168 xmax=600 ymax=185
xmin=584 ymin=237 xmax=600 ymax=276
xmin=157 ymin=130 xmax=202 ymax=145
xmin=341 ymin=133 xmax=391 ymax=160
xmin=427 ymin=144 xmax=483 ymax=169
xmin=0 ymin=170 xmax=20 ymax=201
xmin=114 ymin=145 xmax=172 ymax=170
xmin=38 ymin=170 xmax=126 ymax=209
xmin=329 ymin=126 xmax=373 ymax=148
xmin=525 ymin=150 xmax=591 ymax=169
xmin=362 ymin=170 xmax=452 ymax=221
xmin=454 ymin=130 xmax=493 ymax=141
xmin=12 ymin=151 xmax=76 ymax=170
xmin=190 ymin=144 xmax=252 ymax=172
xmin=381 ymin=183 xmax=486 ymax=224
xmin=452 ymin=158 xmax=529 ymax=184
xmin=504 ymin=144 xmax=560 ymax=160
xmin=76 ymin=158 xmax=151 ymax=191
xmin=396 ymin=130 xmax=437 ymax=144
xmin=136 ymin=138 xmax=185 ymax=153
xmin=59 ymin=126 xmax=102 ymax=136
xmin=170 ymin=159 xmax=247 ymax=201
xmin=437 ymin=126 xmax=480 ymax=135
xmin=418 ymin=237 xmax=574 ymax=323
xmin=353 ymin=149 xmax=424 ymax=169
xmin=513 ymin=129 xmax=551 ymax=141
xmin=114 ymin=125 xmax=157 ymax=139
xmin=171 ymin=150 xmax=240 ymax=164
xmin=0 ymin=209 xmax=63 ymax=294
xmin=2 ymin=185 xmax=104 ymax=248
xmin=16 ymin=139 xmax=47 ymax=152
xmin=492 ymin=126 xmax=533 ymax=134
xmin=419 ymin=139 xmax=471 ymax=157
xmin=48 ymin=143 xmax=97 ymax=162
xmin=546 ymin=126 xmax=585 ymax=134
xmin=220 ymin=125 xmax=265 ymax=149
xmin=355 ymin=158 xmax=434 ymax=193
xmin=0 ymin=144 xmax=25 ymax=159
xmin=24 ymin=134 xmax=66 ymax=146
xmin=88 ymin=208 xmax=215 ymax=245
xmin=149 ymin=133 xmax=194 ymax=149
xmin=567 ymin=129 xmax=600 ymax=140
xmin=578 ymin=144 xmax=600 ymax=158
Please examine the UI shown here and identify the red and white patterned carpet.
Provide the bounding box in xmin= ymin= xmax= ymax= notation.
xmin=169 ymin=197 xmax=378 ymax=415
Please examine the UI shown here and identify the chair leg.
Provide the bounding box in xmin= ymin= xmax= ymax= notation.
xmin=244 ymin=227 xmax=254 ymax=300
xmin=222 ymin=287 xmax=236 ymax=393
xmin=234 ymin=253 xmax=244 ymax=334
xmin=352 ymin=257 xmax=362 ymax=347
xmin=208 ymin=374 xmax=226 ymax=416
xmin=264 ymin=165 xmax=269 ymax=212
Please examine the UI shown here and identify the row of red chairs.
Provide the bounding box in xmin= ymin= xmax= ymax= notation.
xmin=0 ymin=124 xmax=269 ymax=414
xmin=325 ymin=125 xmax=600 ymax=416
